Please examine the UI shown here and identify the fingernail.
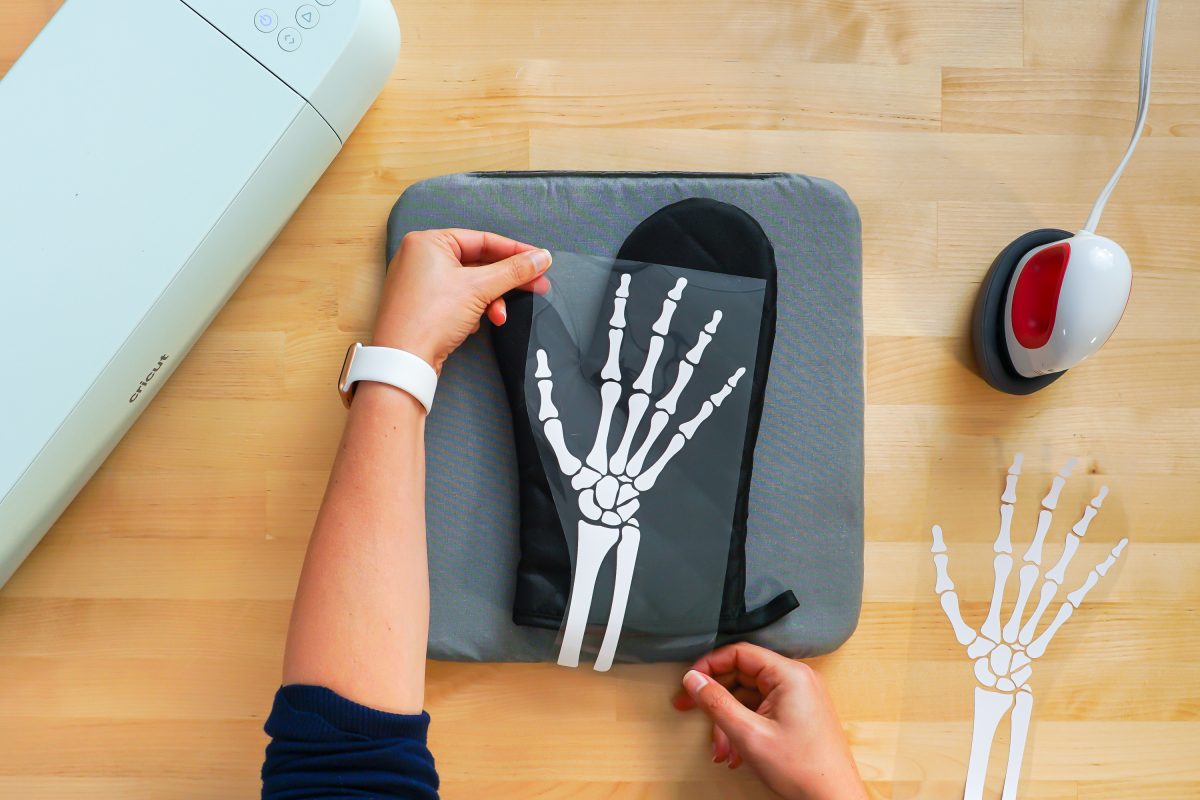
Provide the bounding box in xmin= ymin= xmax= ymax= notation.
xmin=683 ymin=670 xmax=708 ymax=697
xmin=530 ymin=249 xmax=552 ymax=271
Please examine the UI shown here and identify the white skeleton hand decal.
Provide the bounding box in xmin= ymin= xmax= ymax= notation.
xmin=535 ymin=272 xmax=746 ymax=671
xmin=931 ymin=454 xmax=1129 ymax=800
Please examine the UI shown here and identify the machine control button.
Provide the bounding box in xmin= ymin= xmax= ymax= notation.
xmin=316 ymin=0 xmax=335 ymax=5
xmin=296 ymin=5 xmax=320 ymax=28
xmin=254 ymin=8 xmax=278 ymax=32
xmin=277 ymin=27 xmax=302 ymax=51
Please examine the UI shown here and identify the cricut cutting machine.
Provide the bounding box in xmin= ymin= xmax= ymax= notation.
xmin=0 ymin=0 xmax=400 ymax=586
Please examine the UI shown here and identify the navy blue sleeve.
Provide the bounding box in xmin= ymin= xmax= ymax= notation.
xmin=262 ymin=685 xmax=439 ymax=800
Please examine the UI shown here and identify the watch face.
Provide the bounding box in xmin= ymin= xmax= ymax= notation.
xmin=338 ymin=342 xmax=360 ymax=408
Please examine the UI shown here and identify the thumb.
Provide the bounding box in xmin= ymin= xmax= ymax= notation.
xmin=682 ymin=670 xmax=763 ymax=748
xmin=473 ymin=248 xmax=552 ymax=301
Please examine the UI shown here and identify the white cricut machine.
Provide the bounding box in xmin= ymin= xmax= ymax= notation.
xmin=0 ymin=0 xmax=400 ymax=586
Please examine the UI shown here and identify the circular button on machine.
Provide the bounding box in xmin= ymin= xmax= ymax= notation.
xmin=316 ymin=0 xmax=335 ymax=5
xmin=277 ymin=27 xmax=302 ymax=51
xmin=254 ymin=8 xmax=278 ymax=32
xmin=296 ymin=5 xmax=319 ymax=29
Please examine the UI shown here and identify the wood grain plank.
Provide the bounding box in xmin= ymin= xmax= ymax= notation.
xmin=385 ymin=57 xmax=941 ymax=132
xmin=397 ymin=1 xmax=1022 ymax=67
xmin=943 ymin=68 xmax=1200 ymax=136
xmin=1 ymin=0 xmax=1197 ymax=797
xmin=529 ymin=129 xmax=1200 ymax=205
xmin=1024 ymin=0 xmax=1200 ymax=70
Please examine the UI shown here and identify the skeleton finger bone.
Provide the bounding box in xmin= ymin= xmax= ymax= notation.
xmin=629 ymin=365 xmax=745 ymax=478
xmin=535 ymin=349 xmax=581 ymax=476
xmin=1043 ymin=484 xmax=1107 ymax=582
xmin=536 ymin=382 xmax=558 ymax=422
xmin=1026 ymin=535 xmax=1124 ymax=660
xmin=1041 ymin=457 xmax=1078 ymax=510
xmin=612 ymin=273 xmax=631 ymax=323
xmin=656 ymin=363 xmax=693 ymax=416
xmin=599 ymin=274 xmax=632 ymax=383
xmin=585 ymin=381 xmax=622 ymax=472
xmin=931 ymin=525 xmax=979 ymax=646
xmin=632 ymin=433 xmax=686 ymax=492
xmin=652 ymin=277 xmax=687 ymax=334
xmin=980 ymin=456 xmax=1022 ymax=641
xmin=1001 ymin=453 xmax=1023 ymax=503
xmin=981 ymin=554 xmax=1014 ymax=642
xmin=1018 ymin=581 xmax=1059 ymax=646
xmin=1026 ymin=603 xmax=1073 ymax=659
xmin=1064 ymin=489 xmax=1107 ymax=554
xmin=1044 ymin=534 xmax=1080 ymax=584
xmin=1065 ymin=538 xmax=1128 ymax=607
xmin=993 ymin=453 xmax=1022 ymax=553
xmin=632 ymin=278 xmax=687 ymax=394
xmin=679 ymin=367 xmax=745 ymax=440
xmin=1027 ymin=539 xmax=1128 ymax=659
xmin=609 ymin=394 xmax=650 ymax=475
xmin=544 ymin=420 xmax=581 ymax=476
xmin=632 ymin=336 xmax=664 ymax=393
xmin=625 ymin=410 xmax=669 ymax=476
xmin=995 ymin=503 xmax=1015 ymax=554
xmin=1022 ymin=510 xmax=1054 ymax=565
xmin=656 ymin=310 xmax=722 ymax=415
xmin=1003 ymin=564 xmax=1041 ymax=643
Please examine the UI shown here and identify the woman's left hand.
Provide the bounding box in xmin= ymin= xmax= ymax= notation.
xmin=372 ymin=228 xmax=551 ymax=373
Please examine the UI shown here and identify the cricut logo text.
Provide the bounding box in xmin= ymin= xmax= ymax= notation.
xmin=129 ymin=354 xmax=170 ymax=403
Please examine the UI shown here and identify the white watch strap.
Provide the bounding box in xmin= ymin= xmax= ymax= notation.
xmin=344 ymin=344 xmax=437 ymax=413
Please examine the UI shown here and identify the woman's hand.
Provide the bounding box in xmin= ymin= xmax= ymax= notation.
xmin=372 ymin=228 xmax=551 ymax=372
xmin=673 ymin=642 xmax=868 ymax=800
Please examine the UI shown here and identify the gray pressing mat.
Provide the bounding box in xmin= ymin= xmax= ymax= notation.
xmin=386 ymin=172 xmax=863 ymax=662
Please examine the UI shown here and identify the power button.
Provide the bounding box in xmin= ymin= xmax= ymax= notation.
xmin=254 ymin=9 xmax=278 ymax=32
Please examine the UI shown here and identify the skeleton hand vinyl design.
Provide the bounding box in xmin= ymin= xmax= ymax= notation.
xmin=535 ymin=272 xmax=746 ymax=671
xmin=931 ymin=454 xmax=1128 ymax=800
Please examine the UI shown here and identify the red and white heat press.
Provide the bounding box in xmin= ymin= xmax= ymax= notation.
xmin=972 ymin=0 xmax=1157 ymax=395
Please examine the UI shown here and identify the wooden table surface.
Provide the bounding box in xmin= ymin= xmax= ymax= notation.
xmin=3 ymin=2 xmax=1198 ymax=798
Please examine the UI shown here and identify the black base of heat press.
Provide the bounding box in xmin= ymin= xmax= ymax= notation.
xmin=971 ymin=228 xmax=1073 ymax=395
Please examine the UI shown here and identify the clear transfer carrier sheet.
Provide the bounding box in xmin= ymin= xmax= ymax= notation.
xmin=525 ymin=254 xmax=765 ymax=668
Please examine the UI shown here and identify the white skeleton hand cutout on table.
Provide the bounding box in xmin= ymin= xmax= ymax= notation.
xmin=931 ymin=454 xmax=1129 ymax=800
xmin=535 ymin=272 xmax=747 ymax=672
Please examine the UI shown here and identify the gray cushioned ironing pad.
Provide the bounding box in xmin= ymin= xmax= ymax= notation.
xmin=386 ymin=172 xmax=863 ymax=662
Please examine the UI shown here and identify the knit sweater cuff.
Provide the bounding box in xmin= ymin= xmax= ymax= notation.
xmin=272 ymin=684 xmax=431 ymax=742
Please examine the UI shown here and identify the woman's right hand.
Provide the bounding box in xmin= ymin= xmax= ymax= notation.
xmin=672 ymin=642 xmax=868 ymax=800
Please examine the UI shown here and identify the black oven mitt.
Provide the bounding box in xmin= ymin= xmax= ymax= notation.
xmin=491 ymin=198 xmax=799 ymax=636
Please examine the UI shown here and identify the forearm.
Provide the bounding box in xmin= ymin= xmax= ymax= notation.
xmin=282 ymin=381 xmax=429 ymax=714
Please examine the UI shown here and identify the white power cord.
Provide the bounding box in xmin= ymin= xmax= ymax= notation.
xmin=1083 ymin=0 xmax=1159 ymax=233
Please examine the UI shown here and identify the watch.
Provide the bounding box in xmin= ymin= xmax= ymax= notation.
xmin=337 ymin=342 xmax=437 ymax=413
